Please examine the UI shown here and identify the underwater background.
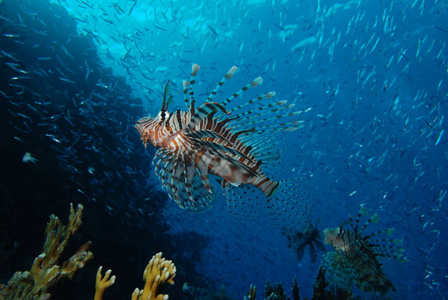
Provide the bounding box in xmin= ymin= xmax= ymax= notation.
xmin=0 ymin=0 xmax=447 ymax=299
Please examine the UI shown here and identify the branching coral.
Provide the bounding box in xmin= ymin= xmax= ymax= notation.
xmin=94 ymin=266 xmax=116 ymax=300
xmin=0 ymin=203 xmax=93 ymax=299
xmin=245 ymin=285 xmax=256 ymax=300
xmin=246 ymin=278 xmax=300 ymax=300
xmin=265 ymin=281 xmax=287 ymax=300
xmin=94 ymin=252 xmax=176 ymax=300
xmin=132 ymin=252 xmax=176 ymax=300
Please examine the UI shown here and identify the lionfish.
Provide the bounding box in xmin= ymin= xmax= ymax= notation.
xmin=320 ymin=205 xmax=407 ymax=296
xmin=135 ymin=63 xmax=310 ymax=225
xmin=284 ymin=222 xmax=325 ymax=262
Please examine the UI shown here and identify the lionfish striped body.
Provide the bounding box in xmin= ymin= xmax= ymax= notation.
xmin=136 ymin=64 xmax=309 ymax=224
xmin=321 ymin=206 xmax=406 ymax=295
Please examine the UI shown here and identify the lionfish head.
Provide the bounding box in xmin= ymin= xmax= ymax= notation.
xmin=323 ymin=227 xmax=352 ymax=252
xmin=135 ymin=80 xmax=172 ymax=148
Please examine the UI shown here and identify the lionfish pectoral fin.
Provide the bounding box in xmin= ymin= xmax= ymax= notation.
xmin=196 ymin=139 xmax=256 ymax=165
xmin=170 ymin=154 xmax=216 ymax=212
xmin=195 ymin=159 xmax=213 ymax=193
xmin=183 ymin=163 xmax=197 ymax=202
xmin=200 ymin=174 xmax=213 ymax=193
xmin=153 ymin=149 xmax=182 ymax=202
xmin=187 ymin=129 xmax=232 ymax=144
xmin=170 ymin=156 xmax=185 ymax=202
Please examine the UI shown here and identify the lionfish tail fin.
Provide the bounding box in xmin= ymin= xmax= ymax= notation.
xmin=267 ymin=177 xmax=313 ymax=231
xmin=223 ymin=176 xmax=312 ymax=228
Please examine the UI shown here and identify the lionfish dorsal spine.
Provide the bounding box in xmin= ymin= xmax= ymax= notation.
xmin=224 ymin=96 xmax=304 ymax=135
xmin=160 ymin=80 xmax=171 ymax=117
xmin=360 ymin=212 xmax=379 ymax=233
xmin=183 ymin=63 xmax=200 ymax=112
xmin=221 ymin=76 xmax=263 ymax=107
xmin=186 ymin=102 xmax=230 ymax=131
xmin=183 ymin=80 xmax=192 ymax=112
xmin=187 ymin=129 xmax=231 ymax=143
xmin=230 ymin=115 xmax=304 ymax=135
xmin=227 ymin=91 xmax=276 ymax=114
xmin=206 ymin=66 xmax=238 ymax=102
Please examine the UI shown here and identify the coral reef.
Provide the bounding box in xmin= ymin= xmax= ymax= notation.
xmin=0 ymin=203 xmax=93 ymax=299
xmin=246 ymin=273 xmax=357 ymax=300
xmin=311 ymin=266 xmax=359 ymax=300
xmin=94 ymin=267 xmax=116 ymax=300
xmin=246 ymin=279 xmax=300 ymax=300
xmin=94 ymin=252 xmax=176 ymax=300
xmin=182 ymin=282 xmax=235 ymax=299
xmin=246 ymin=285 xmax=256 ymax=300
xmin=265 ymin=281 xmax=287 ymax=300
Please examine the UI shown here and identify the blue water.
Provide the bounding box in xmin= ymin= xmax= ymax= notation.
xmin=1 ymin=0 xmax=447 ymax=299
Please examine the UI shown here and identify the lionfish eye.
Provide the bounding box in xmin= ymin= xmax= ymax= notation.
xmin=158 ymin=111 xmax=169 ymax=120
xmin=336 ymin=227 xmax=344 ymax=239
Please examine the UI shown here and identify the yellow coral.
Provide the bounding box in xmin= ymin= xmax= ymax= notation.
xmin=132 ymin=252 xmax=176 ymax=300
xmin=94 ymin=252 xmax=176 ymax=300
xmin=0 ymin=203 xmax=93 ymax=300
xmin=94 ymin=266 xmax=116 ymax=300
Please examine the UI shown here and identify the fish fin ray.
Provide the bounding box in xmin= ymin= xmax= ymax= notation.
xmin=206 ymin=66 xmax=238 ymax=102
xmin=186 ymin=102 xmax=229 ymax=131
xmin=222 ymin=76 xmax=263 ymax=107
xmin=267 ymin=177 xmax=313 ymax=231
